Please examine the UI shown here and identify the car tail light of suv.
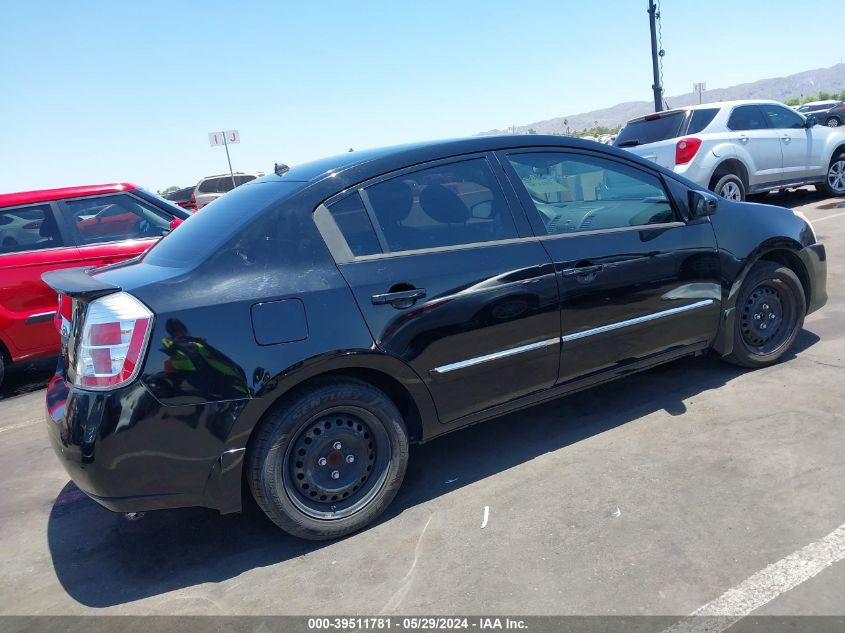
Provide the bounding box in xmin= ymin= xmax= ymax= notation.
xmin=74 ymin=292 xmax=153 ymax=390
xmin=675 ymin=137 xmax=702 ymax=165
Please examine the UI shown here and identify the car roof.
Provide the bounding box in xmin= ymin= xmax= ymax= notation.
xmin=0 ymin=183 xmax=138 ymax=208
xmin=801 ymin=100 xmax=839 ymax=106
xmin=264 ymin=135 xmax=646 ymax=187
xmin=624 ymin=99 xmax=797 ymax=124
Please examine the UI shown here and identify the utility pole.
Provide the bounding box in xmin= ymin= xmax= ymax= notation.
xmin=648 ymin=0 xmax=663 ymax=112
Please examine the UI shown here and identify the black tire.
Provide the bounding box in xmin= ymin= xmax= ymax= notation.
xmin=824 ymin=117 xmax=841 ymax=128
xmin=723 ymin=261 xmax=805 ymax=368
xmin=247 ymin=378 xmax=409 ymax=540
xmin=712 ymin=173 xmax=745 ymax=201
xmin=816 ymin=151 xmax=845 ymax=197
xmin=0 ymin=353 xmax=5 ymax=389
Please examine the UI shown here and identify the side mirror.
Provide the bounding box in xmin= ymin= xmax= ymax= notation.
xmin=471 ymin=200 xmax=493 ymax=219
xmin=169 ymin=217 xmax=184 ymax=231
xmin=805 ymin=115 xmax=817 ymax=128
xmin=689 ymin=190 xmax=719 ymax=218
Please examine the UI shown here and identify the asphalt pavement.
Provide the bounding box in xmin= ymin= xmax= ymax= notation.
xmin=0 ymin=188 xmax=843 ymax=619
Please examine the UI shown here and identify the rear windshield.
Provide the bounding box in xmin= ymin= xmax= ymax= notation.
xmin=143 ymin=180 xmax=305 ymax=268
xmin=615 ymin=111 xmax=686 ymax=147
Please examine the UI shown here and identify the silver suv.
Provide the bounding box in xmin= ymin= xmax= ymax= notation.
xmin=193 ymin=172 xmax=263 ymax=209
xmin=615 ymin=100 xmax=845 ymax=200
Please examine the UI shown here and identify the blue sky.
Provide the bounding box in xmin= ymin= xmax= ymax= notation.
xmin=1 ymin=0 xmax=841 ymax=193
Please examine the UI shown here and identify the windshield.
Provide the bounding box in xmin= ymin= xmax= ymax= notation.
xmin=614 ymin=111 xmax=686 ymax=147
xmin=143 ymin=180 xmax=305 ymax=268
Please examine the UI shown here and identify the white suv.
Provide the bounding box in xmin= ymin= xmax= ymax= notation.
xmin=193 ymin=172 xmax=263 ymax=209
xmin=615 ymin=100 xmax=845 ymax=200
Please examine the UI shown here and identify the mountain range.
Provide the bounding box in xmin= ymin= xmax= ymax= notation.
xmin=479 ymin=63 xmax=845 ymax=135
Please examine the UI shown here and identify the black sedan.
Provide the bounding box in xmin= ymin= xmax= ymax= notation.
xmin=43 ymin=135 xmax=827 ymax=540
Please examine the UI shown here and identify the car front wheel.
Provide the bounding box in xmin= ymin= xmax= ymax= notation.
xmin=713 ymin=173 xmax=745 ymax=201
xmin=248 ymin=378 xmax=409 ymax=540
xmin=723 ymin=261 xmax=805 ymax=368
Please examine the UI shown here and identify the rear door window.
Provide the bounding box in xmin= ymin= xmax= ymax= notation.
xmin=359 ymin=158 xmax=518 ymax=253
xmin=614 ymin=111 xmax=686 ymax=147
xmin=217 ymin=177 xmax=236 ymax=193
xmin=235 ymin=175 xmax=256 ymax=186
xmin=325 ymin=194 xmax=381 ymax=257
xmin=727 ymin=105 xmax=769 ymax=130
xmin=62 ymin=194 xmax=173 ymax=244
xmin=0 ymin=204 xmax=63 ymax=253
xmin=198 ymin=177 xmax=221 ymax=193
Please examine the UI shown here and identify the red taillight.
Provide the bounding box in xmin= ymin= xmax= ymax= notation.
xmin=90 ymin=322 xmax=122 ymax=345
xmin=675 ymin=137 xmax=702 ymax=165
xmin=169 ymin=217 xmax=184 ymax=230
xmin=75 ymin=292 xmax=152 ymax=390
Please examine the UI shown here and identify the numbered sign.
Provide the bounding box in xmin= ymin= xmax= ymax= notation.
xmin=208 ymin=130 xmax=240 ymax=146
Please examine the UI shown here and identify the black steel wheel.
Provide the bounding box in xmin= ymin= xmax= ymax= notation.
xmin=284 ymin=407 xmax=389 ymax=520
xmin=723 ymin=261 xmax=805 ymax=368
xmin=248 ymin=378 xmax=408 ymax=540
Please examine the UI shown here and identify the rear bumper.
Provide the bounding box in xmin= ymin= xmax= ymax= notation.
xmin=45 ymin=371 xmax=247 ymax=514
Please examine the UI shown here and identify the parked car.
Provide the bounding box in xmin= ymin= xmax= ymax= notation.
xmin=614 ymin=100 xmax=845 ymax=200
xmin=44 ymin=136 xmax=826 ymax=540
xmin=193 ymin=173 xmax=262 ymax=209
xmin=797 ymin=100 xmax=845 ymax=127
xmin=0 ymin=183 xmax=188 ymax=386
xmin=164 ymin=185 xmax=198 ymax=211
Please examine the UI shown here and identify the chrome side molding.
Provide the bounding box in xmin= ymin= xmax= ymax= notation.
xmin=562 ymin=299 xmax=715 ymax=343
xmin=431 ymin=338 xmax=559 ymax=375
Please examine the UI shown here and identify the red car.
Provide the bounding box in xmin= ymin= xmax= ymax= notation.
xmin=0 ymin=183 xmax=188 ymax=385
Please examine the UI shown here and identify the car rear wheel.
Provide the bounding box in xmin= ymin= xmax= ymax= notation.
xmin=824 ymin=117 xmax=841 ymax=128
xmin=0 ymin=353 xmax=5 ymax=388
xmin=723 ymin=261 xmax=805 ymax=368
xmin=818 ymin=152 xmax=845 ymax=197
xmin=247 ymin=378 xmax=409 ymax=540
xmin=713 ymin=174 xmax=745 ymax=201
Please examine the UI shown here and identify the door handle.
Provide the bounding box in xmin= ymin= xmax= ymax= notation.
xmin=371 ymin=287 xmax=427 ymax=307
xmin=782 ymin=134 xmax=791 ymax=142
xmin=560 ymin=264 xmax=604 ymax=278
xmin=739 ymin=134 xmax=749 ymax=143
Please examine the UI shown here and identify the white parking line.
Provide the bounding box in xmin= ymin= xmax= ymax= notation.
xmin=661 ymin=522 xmax=845 ymax=633
xmin=0 ymin=420 xmax=39 ymax=434
xmin=813 ymin=210 xmax=845 ymax=223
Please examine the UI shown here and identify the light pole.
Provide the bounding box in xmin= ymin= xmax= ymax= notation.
xmin=648 ymin=0 xmax=664 ymax=112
